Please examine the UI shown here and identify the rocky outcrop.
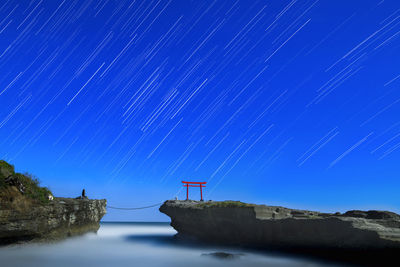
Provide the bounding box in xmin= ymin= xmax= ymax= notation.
xmin=201 ymin=252 xmax=243 ymax=260
xmin=0 ymin=196 xmax=106 ymax=245
xmin=160 ymin=200 xmax=400 ymax=265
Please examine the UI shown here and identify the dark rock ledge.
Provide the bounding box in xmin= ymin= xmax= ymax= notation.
xmin=160 ymin=200 xmax=400 ymax=266
xmin=0 ymin=160 xmax=107 ymax=245
xmin=0 ymin=197 xmax=106 ymax=245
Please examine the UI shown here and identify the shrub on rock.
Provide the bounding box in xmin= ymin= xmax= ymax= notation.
xmin=0 ymin=160 xmax=52 ymax=204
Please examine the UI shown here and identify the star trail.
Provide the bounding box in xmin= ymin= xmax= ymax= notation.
xmin=0 ymin=0 xmax=399 ymax=220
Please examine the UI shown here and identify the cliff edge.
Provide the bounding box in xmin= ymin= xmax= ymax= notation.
xmin=0 ymin=160 xmax=106 ymax=245
xmin=160 ymin=200 xmax=400 ymax=265
xmin=0 ymin=196 xmax=106 ymax=245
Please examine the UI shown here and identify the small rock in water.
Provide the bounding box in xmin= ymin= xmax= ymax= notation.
xmin=201 ymin=252 xmax=243 ymax=260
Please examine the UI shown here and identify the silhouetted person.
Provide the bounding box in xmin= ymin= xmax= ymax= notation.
xmin=82 ymin=189 xmax=89 ymax=199
xmin=76 ymin=189 xmax=88 ymax=199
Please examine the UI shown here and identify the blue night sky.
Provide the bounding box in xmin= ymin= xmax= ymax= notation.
xmin=0 ymin=0 xmax=399 ymax=221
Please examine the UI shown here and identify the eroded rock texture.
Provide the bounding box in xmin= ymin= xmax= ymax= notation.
xmin=160 ymin=200 xmax=400 ymax=249
xmin=0 ymin=197 xmax=106 ymax=244
xmin=160 ymin=200 xmax=400 ymax=265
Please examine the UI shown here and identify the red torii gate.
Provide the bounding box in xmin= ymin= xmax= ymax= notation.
xmin=182 ymin=181 xmax=206 ymax=201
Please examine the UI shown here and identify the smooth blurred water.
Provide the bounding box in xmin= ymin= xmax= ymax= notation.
xmin=0 ymin=222 xmax=343 ymax=267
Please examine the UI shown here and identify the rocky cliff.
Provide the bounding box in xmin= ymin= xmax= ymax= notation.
xmin=0 ymin=160 xmax=107 ymax=245
xmin=160 ymin=200 xmax=400 ymax=265
xmin=0 ymin=195 xmax=106 ymax=245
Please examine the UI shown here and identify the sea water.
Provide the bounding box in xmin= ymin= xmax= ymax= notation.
xmin=0 ymin=222 xmax=343 ymax=267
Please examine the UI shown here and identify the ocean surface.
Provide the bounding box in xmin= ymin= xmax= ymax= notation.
xmin=0 ymin=222 xmax=343 ymax=267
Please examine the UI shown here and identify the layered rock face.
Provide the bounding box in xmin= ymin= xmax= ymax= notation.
xmin=0 ymin=197 xmax=106 ymax=244
xmin=160 ymin=200 xmax=400 ymax=250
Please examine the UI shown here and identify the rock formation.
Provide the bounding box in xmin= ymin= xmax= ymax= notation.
xmin=201 ymin=252 xmax=243 ymax=260
xmin=0 ymin=196 xmax=106 ymax=245
xmin=0 ymin=160 xmax=107 ymax=245
xmin=160 ymin=200 xmax=400 ymax=265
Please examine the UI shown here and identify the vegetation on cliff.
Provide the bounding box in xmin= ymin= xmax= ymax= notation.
xmin=197 ymin=200 xmax=256 ymax=208
xmin=0 ymin=160 xmax=52 ymax=204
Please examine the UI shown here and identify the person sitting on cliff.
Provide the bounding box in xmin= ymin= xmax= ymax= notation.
xmin=76 ymin=189 xmax=88 ymax=199
xmin=81 ymin=189 xmax=88 ymax=199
